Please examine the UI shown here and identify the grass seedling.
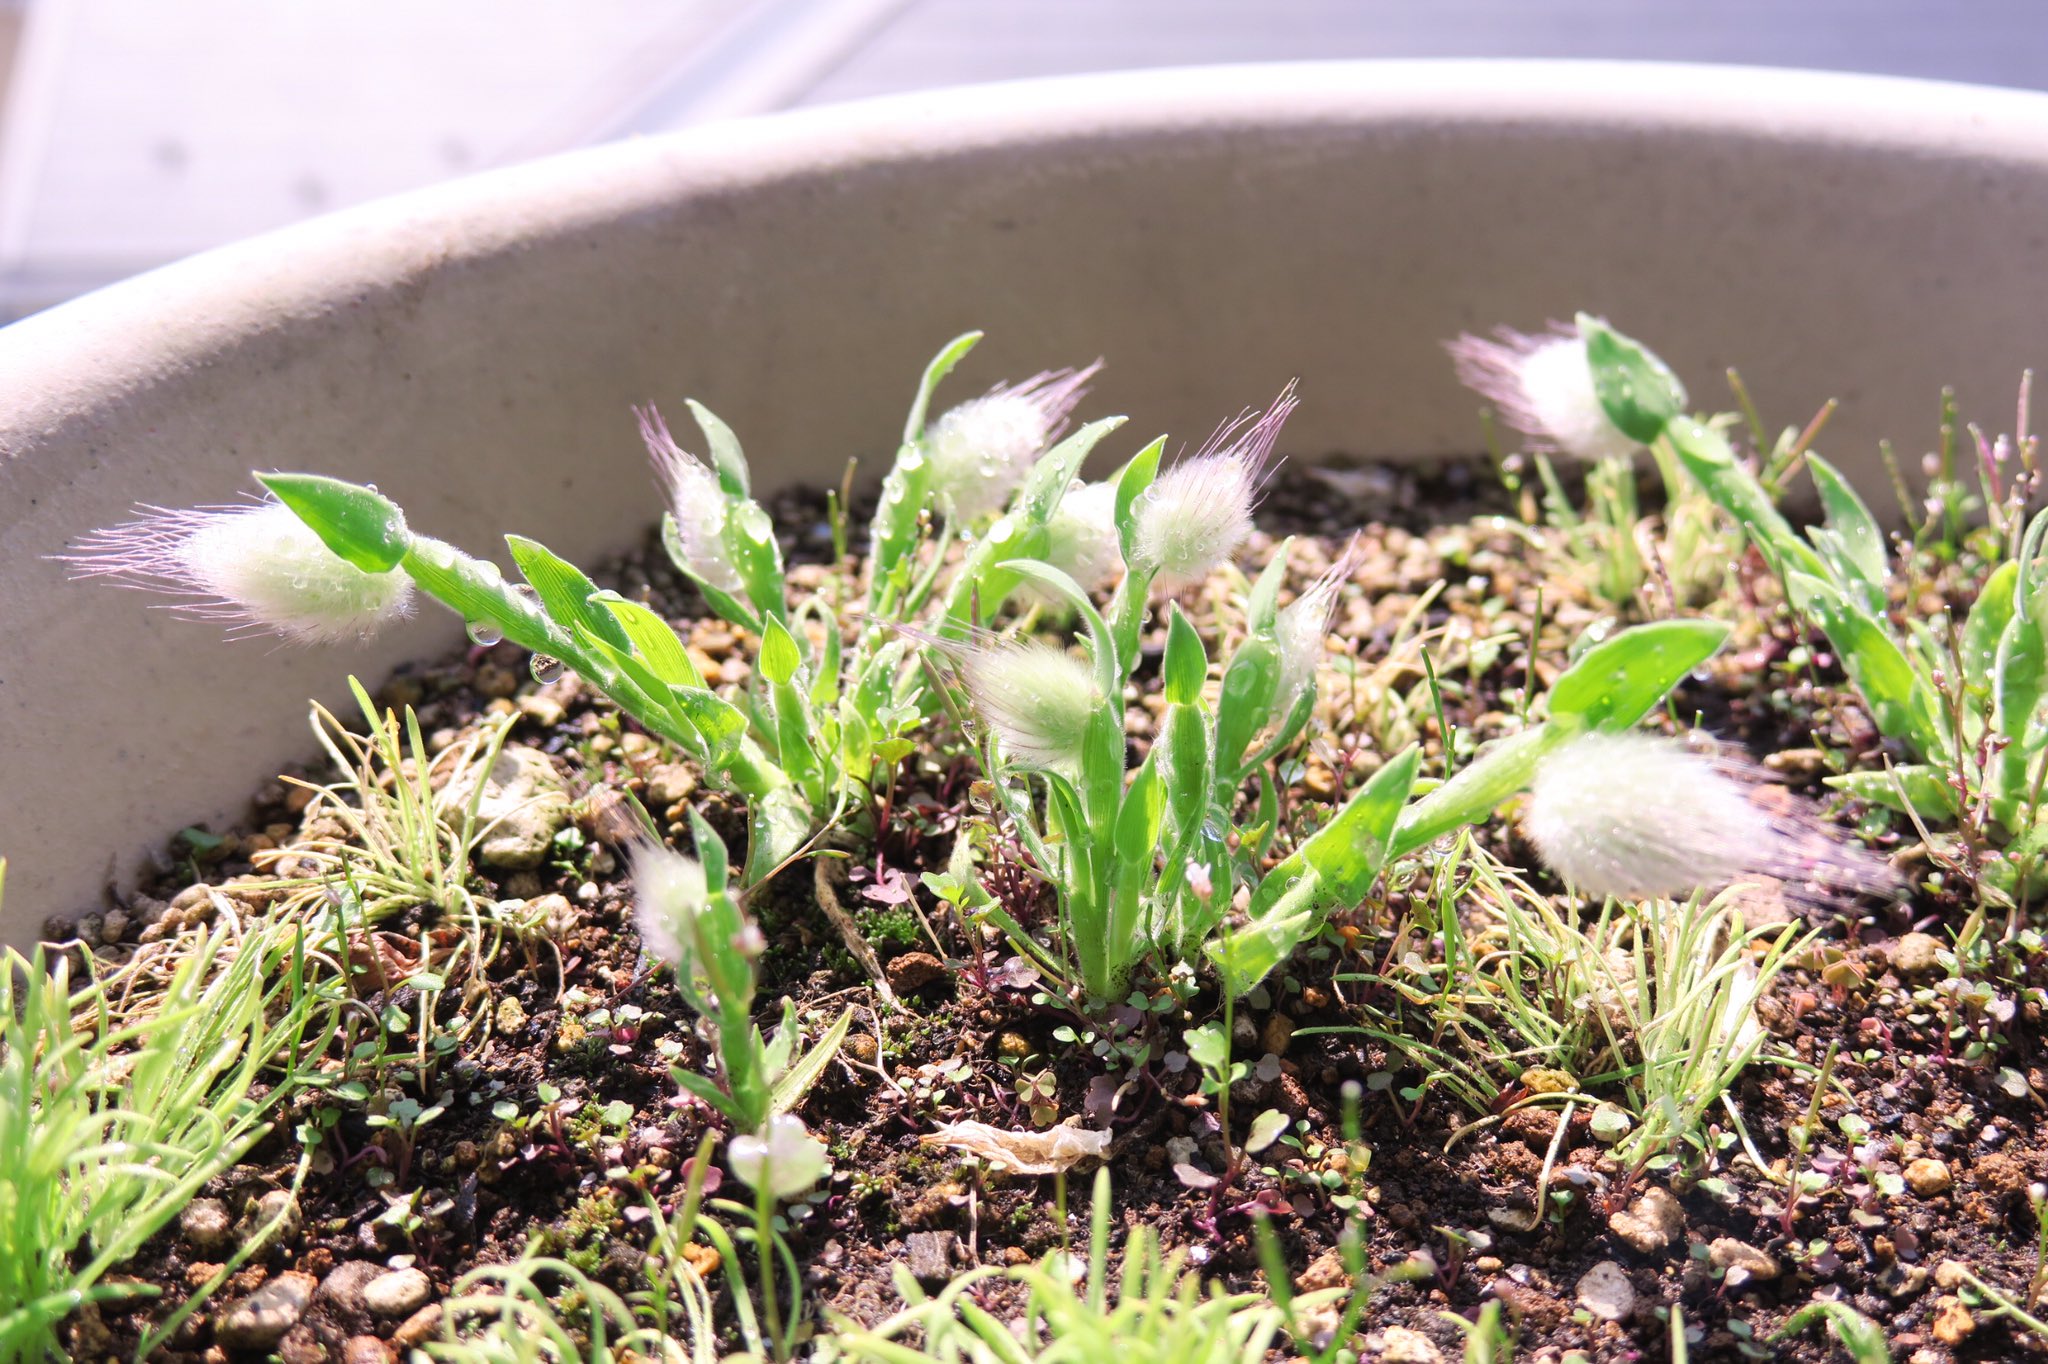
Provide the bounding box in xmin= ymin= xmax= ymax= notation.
xmin=1598 ymin=893 xmax=1810 ymax=1178
xmin=269 ymin=678 xmax=514 ymax=923
xmin=1769 ymin=1295 xmax=1890 ymax=1363
xmin=67 ymin=334 xmax=1138 ymax=894
xmin=1445 ymin=1301 xmax=1516 ymax=1363
xmin=817 ymin=1169 xmax=1320 ymax=1364
xmin=632 ymin=813 xmax=843 ymax=1360
xmin=1778 ymin=1040 xmax=1840 ymax=1237
xmin=425 ymin=1251 xmax=690 ymax=1364
xmin=1510 ymin=313 xmax=2048 ymax=913
xmin=948 ymin=501 xmax=1736 ymax=1012
xmin=1938 ymin=1259 xmax=2048 ymax=1343
xmin=1315 ymin=837 xmax=1611 ymax=1118
xmin=0 ymin=894 xmax=340 ymax=1363
xmin=255 ymin=679 xmax=540 ymax=1087
xmin=633 ymin=811 xmax=851 ymax=1139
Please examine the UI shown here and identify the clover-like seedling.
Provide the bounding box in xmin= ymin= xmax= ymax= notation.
xmin=1173 ymin=1020 xmax=1249 ymax=1192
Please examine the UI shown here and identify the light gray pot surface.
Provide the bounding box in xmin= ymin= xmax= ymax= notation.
xmin=4 ymin=61 xmax=2047 ymax=938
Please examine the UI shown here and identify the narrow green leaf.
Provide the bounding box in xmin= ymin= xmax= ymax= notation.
xmin=1771 ymin=1298 xmax=1889 ymax=1364
xmin=1157 ymin=702 xmax=1211 ymax=841
xmin=727 ymin=501 xmax=788 ymax=625
xmin=506 ymin=536 xmax=631 ymax=653
xmin=1112 ymin=759 xmax=1167 ymax=870
xmin=1215 ymin=637 xmax=1282 ymax=771
xmin=1015 ymin=417 xmax=1127 ymax=523
xmin=1823 ymin=767 xmax=1958 ymax=819
xmin=1246 ymin=538 xmax=1293 ymax=632
xmin=1665 ymin=418 xmax=1826 ymax=579
xmin=1545 ymin=618 xmax=1730 ymax=731
xmin=866 ymin=447 xmax=933 ymax=612
xmin=769 ymin=1008 xmax=853 ymax=1115
xmin=656 ymin=516 xmax=755 ymax=632
xmin=1961 ymin=560 xmax=2018 ymax=695
xmin=574 ymin=625 xmax=706 ymax=759
xmin=258 ymin=472 xmax=412 ymax=572
xmin=1790 ymin=572 xmax=1944 ymax=758
xmin=903 ymin=331 xmax=983 ymax=444
xmin=1161 ymin=606 xmax=1208 ymax=706
xmin=1112 ymin=437 xmax=1166 ymax=564
xmin=671 ymin=687 xmax=749 ymax=769
xmin=761 ymin=1002 xmax=797 ymax=1077
xmin=403 ymin=537 xmax=561 ymax=655
xmin=759 ymin=616 xmax=803 ymax=686
xmin=670 ymin=1069 xmax=743 ymax=1123
xmin=1206 ymin=900 xmax=1313 ymax=1001
xmin=1995 ymin=579 xmax=2048 ymax=802
xmin=1807 ymin=454 xmax=1888 ymax=588
xmin=1389 ymin=725 xmax=1554 ymax=859
xmin=1578 ymin=314 xmax=1686 ymax=444
xmin=593 ymin=594 xmax=706 ymax=689
xmin=684 ymin=398 xmax=750 ymax=498
xmin=744 ymin=786 xmax=814 ymax=887
xmin=1299 ymin=746 xmax=1420 ymax=903
xmin=1805 ymin=527 xmax=1869 ymax=611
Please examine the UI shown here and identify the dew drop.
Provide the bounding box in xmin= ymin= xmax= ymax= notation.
xmin=530 ymin=654 xmax=567 ymax=684
xmin=466 ymin=620 xmax=504 ymax=647
xmin=474 ymin=559 xmax=503 ymax=585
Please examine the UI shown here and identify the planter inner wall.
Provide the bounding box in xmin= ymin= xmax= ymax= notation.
xmin=4 ymin=61 xmax=2047 ymax=941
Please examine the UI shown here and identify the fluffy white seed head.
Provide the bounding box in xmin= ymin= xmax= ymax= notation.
xmin=1037 ymin=480 xmax=1123 ymax=595
xmin=728 ymin=1113 xmax=829 ymax=1199
xmin=1448 ymin=323 xmax=1643 ymax=464
xmin=63 ymin=500 xmax=414 ymax=645
xmin=1523 ymin=731 xmax=1896 ymax=903
xmin=1273 ymin=544 xmax=1356 ymax=707
xmin=926 ymin=362 xmax=1102 ymax=522
xmin=1132 ymin=384 xmax=1295 ymax=590
xmin=960 ymin=638 xmax=1102 ymax=773
xmin=638 ymin=405 xmax=743 ymax=593
xmin=630 ymin=841 xmax=709 ymax=969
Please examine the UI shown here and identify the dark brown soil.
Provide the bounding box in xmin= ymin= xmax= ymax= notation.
xmin=49 ymin=462 xmax=2048 ymax=1364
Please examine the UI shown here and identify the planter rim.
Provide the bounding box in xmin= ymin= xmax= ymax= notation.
xmin=8 ymin=56 xmax=2048 ymax=933
xmin=7 ymin=58 xmax=2048 ymax=405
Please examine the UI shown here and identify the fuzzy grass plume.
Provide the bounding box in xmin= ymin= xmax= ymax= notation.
xmin=1273 ymin=539 xmax=1358 ymax=708
xmin=1522 ymin=731 xmax=1897 ymax=905
xmin=1449 ymin=319 xmax=1667 ymax=464
xmin=925 ymin=363 xmax=1101 ymax=521
xmin=638 ymin=405 xmax=745 ymax=593
xmin=1041 ymin=479 xmax=1123 ymax=592
xmin=62 ymin=499 xmax=414 ymax=644
xmin=955 ymin=636 xmax=1103 ymax=773
xmin=1132 ymin=383 xmax=1296 ymax=589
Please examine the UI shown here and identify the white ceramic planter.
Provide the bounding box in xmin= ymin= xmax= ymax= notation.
xmin=5 ymin=60 xmax=2048 ymax=941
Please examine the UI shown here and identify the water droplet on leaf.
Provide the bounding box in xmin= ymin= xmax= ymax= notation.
xmin=466 ymin=620 xmax=503 ymax=647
